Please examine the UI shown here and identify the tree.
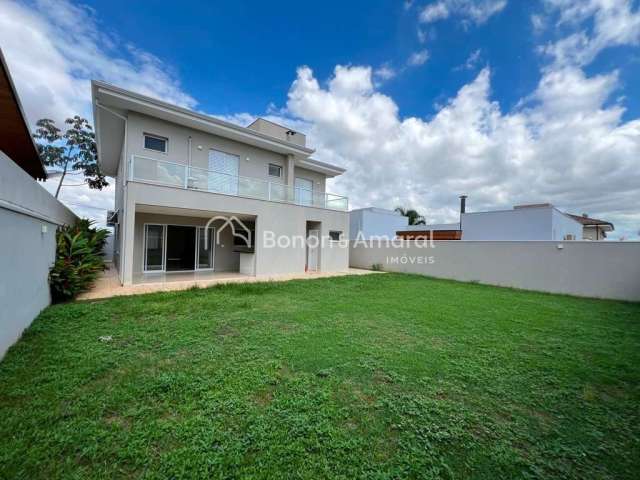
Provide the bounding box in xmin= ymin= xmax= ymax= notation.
xmin=33 ymin=116 xmax=108 ymax=198
xmin=395 ymin=206 xmax=426 ymax=225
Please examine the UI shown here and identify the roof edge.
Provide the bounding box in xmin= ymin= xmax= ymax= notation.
xmin=0 ymin=48 xmax=46 ymax=180
xmin=92 ymin=80 xmax=315 ymax=157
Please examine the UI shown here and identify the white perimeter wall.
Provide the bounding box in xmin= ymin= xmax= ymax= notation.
xmin=0 ymin=151 xmax=77 ymax=359
xmin=350 ymin=240 xmax=640 ymax=302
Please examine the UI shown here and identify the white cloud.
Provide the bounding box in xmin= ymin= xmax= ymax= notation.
xmin=540 ymin=0 xmax=640 ymax=66
xmin=420 ymin=2 xmax=450 ymax=23
xmin=0 ymin=0 xmax=196 ymax=126
xmin=456 ymin=48 xmax=482 ymax=70
xmin=0 ymin=0 xmax=195 ymax=225
xmin=417 ymin=27 xmax=429 ymax=43
xmin=419 ymin=0 xmax=507 ymax=25
xmin=38 ymin=176 xmax=116 ymax=227
xmin=283 ymin=65 xmax=640 ymax=239
xmin=531 ymin=13 xmax=545 ymax=33
xmin=407 ymin=49 xmax=430 ymax=66
xmin=373 ymin=64 xmax=397 ymax=82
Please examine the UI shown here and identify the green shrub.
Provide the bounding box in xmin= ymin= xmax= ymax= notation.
xmin=371 ymin=263 xmax=383 ymax=271
xmin=49 ymin=219 xmax=109 ymax=303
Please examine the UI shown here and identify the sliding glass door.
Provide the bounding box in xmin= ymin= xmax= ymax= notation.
xmin=197 ymin=227 xmax=215 ymax=270
xmin=144 ymin=224 xmax=215 ymax=272
xmin=144 ymin=224 xmax=165 ymax=271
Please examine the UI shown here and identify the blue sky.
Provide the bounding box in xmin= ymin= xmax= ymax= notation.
xmin=79 ymin=0 xmax=640 ymax=120
xmin=1 ymin=0 xmax=639 ymax=238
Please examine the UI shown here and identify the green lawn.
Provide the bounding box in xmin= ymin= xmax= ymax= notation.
xmin=1 ymin=274 xmax=639 ymax=479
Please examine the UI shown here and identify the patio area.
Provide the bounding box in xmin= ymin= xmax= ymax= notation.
xmin=77 ymin=264 xmax=379 ymax=300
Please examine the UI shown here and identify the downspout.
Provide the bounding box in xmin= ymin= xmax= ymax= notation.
xmin=187 ymin=136 xmax=192 ymax=188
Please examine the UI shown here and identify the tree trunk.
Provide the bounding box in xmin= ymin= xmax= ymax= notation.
xmin=55 ymin=160 xmax=69 ymax=198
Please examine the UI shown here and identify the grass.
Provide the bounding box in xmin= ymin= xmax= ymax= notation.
xmin=1 ymin=273 xmax=639 ymax=479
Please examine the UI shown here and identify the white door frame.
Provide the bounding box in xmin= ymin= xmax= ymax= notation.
xmin=306 ymin=228 xmax=320 ymax=272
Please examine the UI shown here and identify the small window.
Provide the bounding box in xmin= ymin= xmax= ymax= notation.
xmin=563 ymin=234 xmax=575 ymax=241
xmin=144 ymin=134 xmax=167 ymax=153
xmin=268 ymin=163 xmax=282 ymax=178
xmin=329 ymin=230 xmax=342 ymax=241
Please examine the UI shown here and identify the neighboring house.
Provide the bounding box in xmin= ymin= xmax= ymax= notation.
xmin=0 ymin=49 xmax=77 ymax=358
xmin=396 ymin=203 xmax=585 ymax=241
xmin=461 ymin=204 xmax=583 ymax=240
xmin=92 ymin=82 xmax=349 ymax=285
xmin=566 ymin=213 xmax=614 ymax=240
xmin=349 ymin=207 xmax=408 ymax=239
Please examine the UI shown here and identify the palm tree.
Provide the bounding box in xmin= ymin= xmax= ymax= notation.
xmin=395 ymin=207 xmax=426 ymax=226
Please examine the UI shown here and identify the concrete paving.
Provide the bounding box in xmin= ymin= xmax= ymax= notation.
xmin=78 ymin=265 xmax=380 ymax=300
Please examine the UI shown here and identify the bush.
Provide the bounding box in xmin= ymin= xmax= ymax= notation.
xmin=49 ymin=219 xmax=109 ymax=302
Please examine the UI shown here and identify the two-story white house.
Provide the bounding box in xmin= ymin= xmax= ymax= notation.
xmin=92 ymin=81 xmax=349 ymax=285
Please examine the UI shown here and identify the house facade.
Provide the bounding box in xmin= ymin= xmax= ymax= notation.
xmin=92 ymin=82 xmax=349 ymax=285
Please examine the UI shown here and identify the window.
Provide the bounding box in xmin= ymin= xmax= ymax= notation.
xmin=144 ymin=133 xmax=167 ymax=153
xmin=268 ymin=163 xmax=282 ymax=178
xmin=295 ymin=177 xmax=313 ymax=206
xmin=563 ymin=234 xmax=576 ymax=240
xmin=208 ymin=149 xmax=239 ymax=194
xmin=329 ymin=230 xmax=342 ymax=241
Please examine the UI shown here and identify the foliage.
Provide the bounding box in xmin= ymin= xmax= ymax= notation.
xmin=1 ymin=274 xmax=639 ymax=478
xmin=49 ymin=220 xmax=109 ymax=303
xmin=395 ymin=206 xmax=426 ymax=225
xmin=371 ymin=262 xmax=383 ymax=271
xmin=33 ymin=116 xmax=108 ymax=197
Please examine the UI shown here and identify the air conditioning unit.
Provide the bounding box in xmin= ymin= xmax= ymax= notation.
xmin=106 ymin=210 xmax=118 ymax=227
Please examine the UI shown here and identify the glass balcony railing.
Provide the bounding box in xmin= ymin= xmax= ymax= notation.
xmin=129 ymin=155 xmax=348 ymax=211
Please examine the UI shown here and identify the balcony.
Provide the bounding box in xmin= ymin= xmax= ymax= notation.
xmin=129 ymin=155 xmax=348 ymax=211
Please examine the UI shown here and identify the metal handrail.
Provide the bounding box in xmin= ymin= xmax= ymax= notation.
xmin=129 ymin=155 xmax=348 ymax=211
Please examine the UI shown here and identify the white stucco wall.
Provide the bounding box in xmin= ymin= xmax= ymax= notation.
xmin=350 ymin=240 xmax=640 ymax=301
xmin=0 ymin=151 xmax=78 ymax=359
xmin=111 ymin=112 xmax=345 ymax=284
xmin=125 ymin=112 xmax=326 ymax=193
xmin=120 ymin=182 xmax=349 ymax=284
xmin=551 ymin=209 xmax=583 ymax=240
xmin=461 ymin=206 xmax=582 ymax=240
xmin=349 ymin=208 xmax=409 ymax=240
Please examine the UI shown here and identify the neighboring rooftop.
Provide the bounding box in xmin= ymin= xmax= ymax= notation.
xmin=401 ymin=223 xmax=461 ymax=231
xmin=247 ymin=117 xmax=306 ymax=148
xmin=0 ymin=49 xmax=46 ymax=180
xmin=514 ymin=203 xmax=553 ymax=209
xmin=567 ymin=213 xmax=614 ymax=231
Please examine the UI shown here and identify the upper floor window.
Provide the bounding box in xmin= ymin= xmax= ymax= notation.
xmin=144 ymin=133 xmax=168 ymax=153
xmin=268 ymin=163 xmax=282 ymax=178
